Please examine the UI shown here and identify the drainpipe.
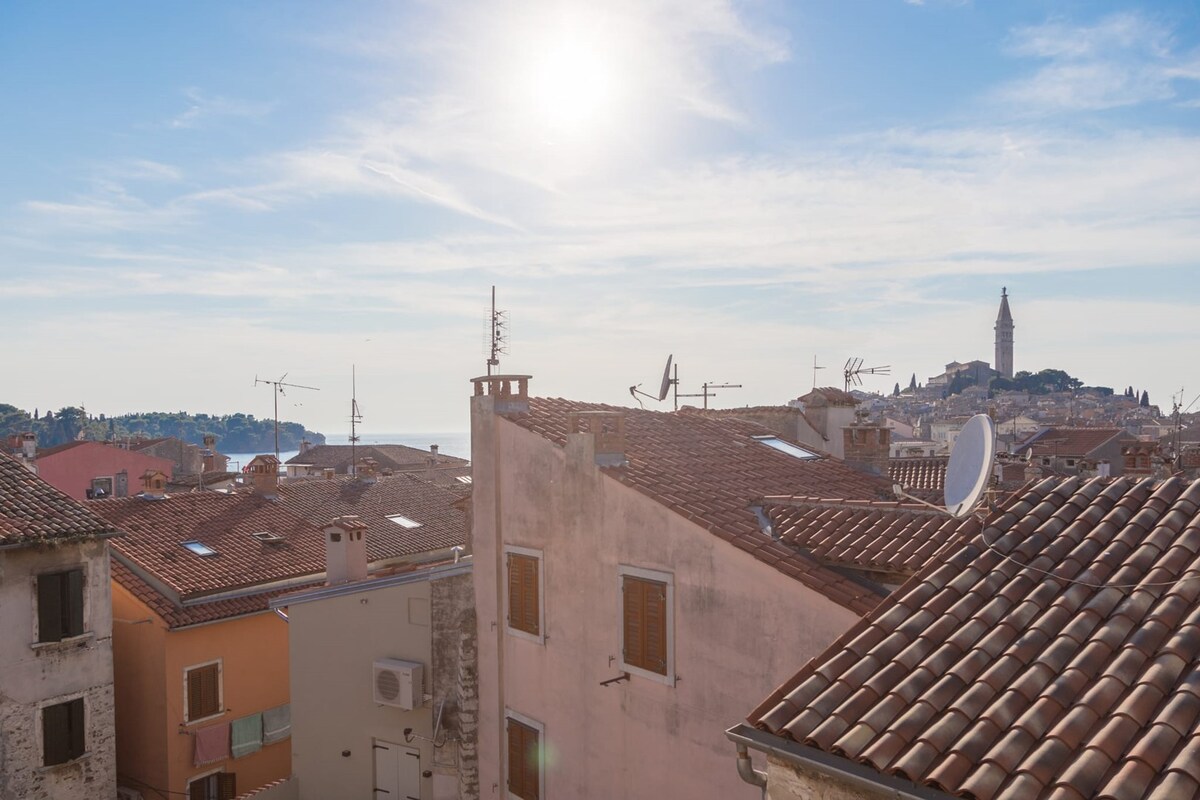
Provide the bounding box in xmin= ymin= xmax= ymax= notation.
xmin=735 ymin=742 xmax=767 ymax=798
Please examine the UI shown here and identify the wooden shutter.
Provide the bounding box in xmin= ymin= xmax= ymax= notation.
xmin=217 ymin=772 xmax=237 ymax=800
xmin=42 ymin=702 xmax=68 ymax=765
xmin=623 ymin=576 xmax=667 ymax=675
xmin=188 ymin=664 xmax=220 ymax=720
xmin=37 ymin=572 xmax=63 ymax=643
xmin=67 ymin=697 xmax=85 ymax=760
xmin=65 ymin=569 xmax=84 ymax=638
xmin=508 ymin=554 xmax=540 ymax=636
xmin=507 ymin=718 xmax=539 ymax=800
xmin=189 ymin=779 xmax=206 ymax=800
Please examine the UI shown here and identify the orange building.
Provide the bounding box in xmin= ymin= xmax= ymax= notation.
xmin=91 ymin=457 xmax=468 ymax=800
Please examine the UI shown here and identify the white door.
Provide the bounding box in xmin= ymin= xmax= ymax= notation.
xmin=374 ymin=740 xmax=421 ymax=800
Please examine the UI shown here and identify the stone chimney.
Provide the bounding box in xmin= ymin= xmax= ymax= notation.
xmin=842 ymin=413 xmax=891 ymax=477
xmin=568 ymin=410 xmax=627 ymax=468
xmin=324 ymin=515 xmax=369 ymax=585
xmin=470 ymin=374 xmax=532 ymax=416
xmin=430 ymin=444 xmax=439 ymax=458
xmin=140 ymin=469 xmax=168 ymax=500
xmin=246 ymin=455 xmax=281 ymax=499
xmin=21 ymin=432 xmax=36 ymax=460
xmin=1098 ymin=459 xmax=1111 ymax=478
xmin=356 ymin=457 xmax=379 ymax=484
xmin=299 ymin=439 xmax=312 ymax=454
xmin=323 ymin=467 xmax=336 ymax=480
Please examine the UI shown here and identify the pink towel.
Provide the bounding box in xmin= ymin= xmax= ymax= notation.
xmin=193 ymin=722 xmax=230 ymax=766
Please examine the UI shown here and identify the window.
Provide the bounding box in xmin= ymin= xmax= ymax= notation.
xmin=506 ymin=715 xmax=542 ymax=800
xmin=42 ymin=698 xmax=85 ymax=765
xmin=37 ymin=569 xmax=84 ymax=643
xmin=618 ymin=566 xmax=674 ymax=685
xmin=1066 ymin=459 xmax=1076 ymax=467
xmin=188 ymin=771 xmax=237 ymax=800
xmin=386 ymin=514 xmax=422 ymax=528
xmin=506 ymin=548 xmax=542 ymax=640
xmin=183 ymin=541 xmax=218 ymax=557
xmin=186 ymin=662 xmax=222 ymax=722
xmin=751 ymin=435 xmax=819 ymax=459
xmin=91 ymin=477 xmax=113 ymax=497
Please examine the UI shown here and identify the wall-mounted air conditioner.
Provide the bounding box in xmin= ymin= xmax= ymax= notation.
xmin=373 ymin=658 xmax=423 ymax=710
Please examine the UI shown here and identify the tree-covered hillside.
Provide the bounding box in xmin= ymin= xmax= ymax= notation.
xmin=0 ymin=404 xmax=325 ymax=452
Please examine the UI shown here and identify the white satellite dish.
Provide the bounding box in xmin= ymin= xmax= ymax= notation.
xmin=657 ymin=354 xmax=674 ymax=401
xmin=944 ymin=413 xmax=996 ymax=518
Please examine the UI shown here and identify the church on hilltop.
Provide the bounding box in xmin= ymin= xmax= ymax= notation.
xmin=925 ymin=288 xmax=1014 ymax=390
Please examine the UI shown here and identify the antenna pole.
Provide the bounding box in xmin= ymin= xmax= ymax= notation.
xmin=486 ymin=285 xmax=507 ymax=376
xmin=255 ymin=374 xmax=319 ymax=462
xmin=812 ymin=355 xmax=825 ymax=391
xmin=350 ymin=365 xmax=363 ymax=475
xmin=673 ymin=363 xmax=679 ymax=411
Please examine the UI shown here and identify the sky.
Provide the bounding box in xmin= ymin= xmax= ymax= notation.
xmin=3 ymin=0 xmax=1200 ymax=436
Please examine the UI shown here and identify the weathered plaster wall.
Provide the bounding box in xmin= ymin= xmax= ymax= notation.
xmin=0 ymin=540 xmax=117 ymax=800
xmin=472 ymin=395 xmax=862 ymax=800
xmin=765 ymin=755 xmax=893 ymax=800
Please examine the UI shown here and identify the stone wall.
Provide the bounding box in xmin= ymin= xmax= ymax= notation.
xmin=431 ymin=570 xmax=478 ymax=800
xmin=766 ymin=755 xmax=891 ymax=800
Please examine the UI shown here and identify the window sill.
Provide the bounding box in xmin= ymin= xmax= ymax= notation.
xmin=37 ymin=751 xmax=91 ymax=773
xmin=505 ymin=625 xmax=545 ymax=646
xmin=30 ymin=632 xmax=94 ymax=654
xmin=183 ymin=710 xmax=228 ymax=727
xmin=617 ymin=661 xmax=675 ymax=688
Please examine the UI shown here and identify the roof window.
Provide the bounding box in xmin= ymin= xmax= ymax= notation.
xmin=752 ymin=435 xmax=819 ymax=460
xmin=251 ymin=531 xmax=284 ymax=544
xmin=455 ymin=476 xmax=473 ymax=485
xmin=182 ymin=541 xmax=218 ymax=557
xmin=386 ymin=514 xmax=423 ymax=529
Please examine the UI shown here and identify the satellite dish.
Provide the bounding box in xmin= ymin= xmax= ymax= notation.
xmin=657 ymin=355 xmax=674 ymax=401
xmin=944 ymin=414 xmax=996 ymax=517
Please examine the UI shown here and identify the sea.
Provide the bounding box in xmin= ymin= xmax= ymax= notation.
xmin=223 ymin=431 xmax=470 ymax=472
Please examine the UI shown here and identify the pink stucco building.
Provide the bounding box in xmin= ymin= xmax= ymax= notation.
xmin=35 ymin=442 xmax=175 ymax=501
xmin=470 ymin=375 xmax=894 ymax=800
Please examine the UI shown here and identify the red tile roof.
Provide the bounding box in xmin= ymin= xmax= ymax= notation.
xmin=284 ymin=444 xmax=467 ymax=472
xmin=0 ymin=451 xmax=121 ymax=549
xmin=749 ymin=475 xmax=1200 ymax=800
xmin=510 ymin=398 xmax=893 ymax=614
xmin=761 ymin=497 xmax=975 ymax=578
xmin=888 ymin=457 xmax=948 ymax=501
xmin=799 ymin=387 xmax=860 ymax=406
xmin=1017 ymin=427 xmax=1131 ymax=458
xmin=33 ymin=440 xmax=90 ymax=459
xmin=274 ymin=473 xmax=467 ymax=561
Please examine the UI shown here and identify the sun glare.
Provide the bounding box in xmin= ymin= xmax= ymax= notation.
xmin=527 ymin=41 xmax=615 ymax=133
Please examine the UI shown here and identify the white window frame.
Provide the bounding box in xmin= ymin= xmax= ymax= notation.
xmin=91 ymin=475 xmax=114 ymax=497
xmin=616 ymin=565 xmax=675 ymax=687
xmin=504 ymin=708 xmax=545 ymax=800
xmin=503 ymin=545 xmax=545 ymax=645
xmin=183 ymin=658 xmax=225 ymax=724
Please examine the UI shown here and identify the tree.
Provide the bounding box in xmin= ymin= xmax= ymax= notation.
xmin=908 ymin=373 xmax=917 ymax=392
xmin=1141 ymin=390 xmax=1150 ymax=407
xmin=893 ymin=382 xmax=900 ymax=397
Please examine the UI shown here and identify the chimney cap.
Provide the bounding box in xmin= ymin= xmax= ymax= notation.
xmin=326 ymin=515 xmax=369 ymax=532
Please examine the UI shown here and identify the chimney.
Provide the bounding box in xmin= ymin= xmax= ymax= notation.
xmin=21 ymin=432 xmax=36 ymax=460
xmin=323 ymin=467 xmax=336 ymax=480
xmin=140 ymin=469 xmax=168 ymax=500
xmin=1098 ymin=460 xmax=1111 ymax=478
xmin=246 ymin=455 xmax=281 ymax=499
xmin=430 ymin=444 xmax=439 ymax=458
xmin=470 ymin=374 xmax=531 ymax=416
xmin=324 ymin=515 xmax=369 ymax=585
xmin=842 ymin=414 xmax=891 ymax=477
xmin=568 ymin=410 xmax=627 ymax=468
xmin=356 ymin=457 xmax=379 ymax=484
xmin=300 ymin=439 xmax=312 ymax=454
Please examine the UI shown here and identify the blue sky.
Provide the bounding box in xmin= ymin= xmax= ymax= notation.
xmin=3 ymin=1 xmax=1200 ymax=434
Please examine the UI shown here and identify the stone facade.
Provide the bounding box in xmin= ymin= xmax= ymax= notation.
xmin=765 ymin=756 xmax=892 ymax=800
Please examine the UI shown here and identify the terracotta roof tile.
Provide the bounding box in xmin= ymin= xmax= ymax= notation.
xmin=1018 ymin=428 xmax=1135 ymax=458
xmin=748 ymin=475 xmax=1200 ymax=800
xmin=510 ymin=397 xmax=894 ymax=613
xmin=0 ymin=451 xmax=121 ymax=548
xmin=284 ymin=443 xmax=468 ymax=472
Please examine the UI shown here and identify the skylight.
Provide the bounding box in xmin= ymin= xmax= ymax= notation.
xmin=455 ymin=476 xmax=473 ymax=485
xmin=752 ymin=435 xmax=820 ymax=460
xmin=182 ymin=540 xmax=218 ymax=557
xmin=387 ymin=514 xmax=423 ymax=529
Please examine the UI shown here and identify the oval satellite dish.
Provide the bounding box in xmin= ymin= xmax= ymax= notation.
xmin=657 ymin=355 xmax=674 ymax=401
xmin=944 ymin=413 xmax=996 ymax=517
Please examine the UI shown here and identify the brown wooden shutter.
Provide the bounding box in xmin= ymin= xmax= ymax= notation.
xmin=189 ymin=780 xmax=206 ymax=800
xmin=622 ymin=576 xmax=644 ymax=668
xmin=188 ymin=664 xmax=220 ymax=720
xmin=217 ymin=772 xmax=237 ymax=800
xmin=508 ymin=554 xmax=540 ymax=636
xmin=508 ymin=554 xmax=524 ymax=629
xmin=623 ymin=576 xmax=667 ymax=674
xmin=523 ymin=723 xmax=540 ymax=800
xmin=42 ymin=702 xmax=68 ymax=765
xmin=38 ymin=573 xmax=63 ymax=643
xmin=65 ymin=569 xmax=84 ymax=638
xmin=644 ymin=581 xmax=667 ymax=674
xmin=507 ymin=719 xmax=524 ymax=797
xmin=67 ymin=697 xmax=85 ymax=760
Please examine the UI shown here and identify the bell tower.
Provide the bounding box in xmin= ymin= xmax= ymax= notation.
xmin=995 ymin=287 xmax=1014 ymax=379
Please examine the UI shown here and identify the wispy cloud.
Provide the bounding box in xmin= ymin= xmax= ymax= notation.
xmin=168 ymin=88 xmax=275 ymax=129
xmin=997 ymin=12 xmax=1200 ymax=111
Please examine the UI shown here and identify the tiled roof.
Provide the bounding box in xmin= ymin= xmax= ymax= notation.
xmin=761 ymin=497 xmax=974 ymax=579
xmin=0 ymin=451 xmax=121 ymax=549
xmin=33 ymin=440 xmax=89 ymax=459
xmin=284 ymin=444 xmax=467 ymax=471
xmin=510 ymin=398 xmax=893 ymax=614
xmin=889 ymin=457 xmax=948 ymax=501
xmin=92 ymin=492 xmax=327 ymax=601
xmin=1017 ymin=427 xmax=1130 ymax=457
xmin=800 ymin=387 xmax=860 ymax=406
xmin=275 ymin=473 xmax=467 ymax=561
xmin=750 ymin=475 xmax=1200 ymax=800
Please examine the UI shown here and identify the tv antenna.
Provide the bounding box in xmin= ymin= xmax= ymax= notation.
xmin=349 ymin=365 xmax=364 ymax=475
xmin=629 ymin=355 xmax=675 ymax=409
xmin=812 ymin=355 xmax=825 ymax=391
xmin=894 ymin=413 xmax=997 ymax=518
xmin=254 ymin=373 xmax=319 ymax=462
xmin=676 ymin=379 xmax=743 ymax=410
xmin=485 ymin=285 xmax=508 ymax=376
xmin=843 ymin=357 xmax=891 ymax=392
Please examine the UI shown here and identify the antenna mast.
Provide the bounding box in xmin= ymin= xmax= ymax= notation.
xmin=486 ymin=285 xmax=508 ymax=376
xmin=842 ymin=358 xmax=891 ymax=392
xmin=812 ymin=355 xmax=825 ymax=391
xmin=254 ymin=373 xmax=319 ymax=462
xmin=674 ymin=365 xmax=743 ymax=410
xmin=350 ymin=365 xmax=363 ymax=476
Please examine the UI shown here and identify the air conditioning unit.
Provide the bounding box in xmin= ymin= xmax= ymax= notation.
xmin=117 ymin=788 xmax=144 ymax=800
xmin=373 ymin=658 xmax=423 ymax=710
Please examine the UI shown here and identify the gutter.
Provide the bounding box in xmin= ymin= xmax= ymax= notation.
xmin=725 ymin=724 xmax=955 ymax=800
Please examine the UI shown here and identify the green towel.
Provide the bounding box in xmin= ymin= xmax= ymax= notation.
xmin=231 ymin=713 xmax=263 ymax=758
